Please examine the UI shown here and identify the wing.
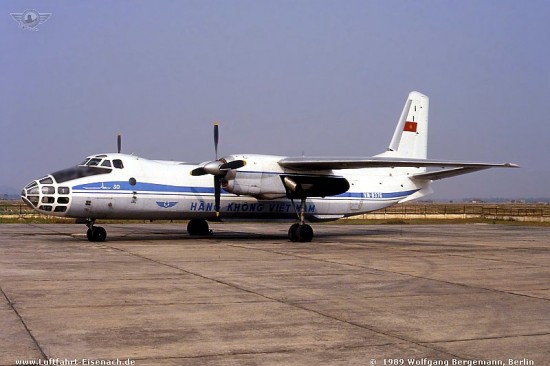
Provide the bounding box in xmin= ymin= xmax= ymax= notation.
xmin=278 ymin=156 xmax=518 ymax=170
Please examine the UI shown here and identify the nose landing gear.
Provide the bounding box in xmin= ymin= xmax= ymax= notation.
xmin=85 ymin=219 xmax=107 ymax=242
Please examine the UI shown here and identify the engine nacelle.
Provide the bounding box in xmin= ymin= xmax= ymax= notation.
xmin=222 ymin=171 xmax=287 ymax=200
xmin=220 ymin=154 xmax=350 ymax=200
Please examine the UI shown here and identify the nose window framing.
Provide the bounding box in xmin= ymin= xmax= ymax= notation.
xmin=22 ymin=177 xmax=71 ymax=213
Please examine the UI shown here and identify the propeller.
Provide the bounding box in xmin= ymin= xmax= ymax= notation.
xmin=117 ymin=134 xmax=122 ymax=153
xmin=190 ymin=123 xmax=246 ymax=216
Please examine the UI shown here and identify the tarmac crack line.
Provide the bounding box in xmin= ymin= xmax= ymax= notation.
xmin=0 ymin=285 xmax=47 ymax=360
xmin=103 ymin=243 xmax=464 ymax=360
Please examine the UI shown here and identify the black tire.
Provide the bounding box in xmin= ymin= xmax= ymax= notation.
xmin=187 ymin=219 xmax=210 ymax=236
xmin=86 ymin=228 xmax=93 ymax=241
xmin=288 ymin=223 xmax=300 ymax=242
xmin=297 ymin=224 xmax=314 ymax=242
xmin=92 ymin=226 xmax=107 ymax=242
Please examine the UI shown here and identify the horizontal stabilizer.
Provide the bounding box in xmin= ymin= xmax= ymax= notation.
xmin=411 ymin=167 xmax=492 ymax=181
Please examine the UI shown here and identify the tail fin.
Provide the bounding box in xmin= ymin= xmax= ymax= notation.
xmin=379 ymin=91 xmax=429 ymax=159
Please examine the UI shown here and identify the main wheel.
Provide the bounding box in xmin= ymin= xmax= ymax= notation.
xmin=297 ymin=224 xmax=314 ymax=242
xmin=187 ymin=219 xmax=211 ymax=236
xmin=288 ymin=224 xmax=313 ymax=242
xmin=288 ymin=223 xmax=300 ymax=242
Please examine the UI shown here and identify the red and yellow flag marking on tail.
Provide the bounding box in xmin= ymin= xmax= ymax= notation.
xmin=403 ymin=121 xmax=418 ymax=132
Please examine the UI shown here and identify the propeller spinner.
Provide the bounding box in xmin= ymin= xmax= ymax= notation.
xmin=190 ymin=123 xmax=246 ymax=216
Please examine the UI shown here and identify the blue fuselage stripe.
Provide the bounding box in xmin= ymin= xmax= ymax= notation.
xmin=72 ymin=181 xmax=418 ymax=200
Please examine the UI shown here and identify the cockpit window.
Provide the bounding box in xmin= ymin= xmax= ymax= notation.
xmin=79 ymin=158 xmax=115 ymax=167
xmin=113 ymin=159 xmax=124 ymax=169
xmin=51 ymin=166 xmax=112 ymax=183
xmin=87 ymin=158 xmax=102 ymax=167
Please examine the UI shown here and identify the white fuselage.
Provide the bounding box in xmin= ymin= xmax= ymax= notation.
xmin=22 ymin=153 xmax=432 ymax=222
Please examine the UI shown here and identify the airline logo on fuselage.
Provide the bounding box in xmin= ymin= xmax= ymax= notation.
xmin=156 ymin=201 xmax=178 ymax=208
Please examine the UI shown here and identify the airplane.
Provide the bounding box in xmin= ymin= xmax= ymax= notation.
xmin=21 ymin=91 xmax=517 ymax=242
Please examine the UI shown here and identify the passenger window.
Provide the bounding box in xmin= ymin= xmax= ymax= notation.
xmin=101 ymin=160 xmax=112 ymax=167
xmin=113 ymin=159 xmax=124 ymax=169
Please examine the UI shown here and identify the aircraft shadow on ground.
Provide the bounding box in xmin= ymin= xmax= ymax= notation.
xmin=30 ymin=224 xmax=402 ymax=243
xmin=94 ymin=226 xmax=398 ymax=243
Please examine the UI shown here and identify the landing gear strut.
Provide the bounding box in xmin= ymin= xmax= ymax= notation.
xmin=85 ymin=219 xmax=107 ymax=242
xmin=288 ymin=197 xmax=314 ymax=242
xmin=187 ymin=219 xmax=212 ymax=236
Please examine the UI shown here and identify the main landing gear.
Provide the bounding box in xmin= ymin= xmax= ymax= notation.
xmin=187 ymin=219 xmax=212 ymax=236
xmin=288 ymin=197 xmax=314 ymax=243
xmin=288 ymin=222 xmax=313 ymax=242
xmin=85 ymin=219 xmax=107 ymax=242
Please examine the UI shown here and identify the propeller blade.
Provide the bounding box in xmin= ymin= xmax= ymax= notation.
xmin=220 ymin=160 xmax=246 ymax=170
xmin=214 ymin=122 xmax=219 ymax=160
xmin=117 ymin=134 xmax=122 ymax=153
xmin=214 ymin=175 xmax=221 ymax=216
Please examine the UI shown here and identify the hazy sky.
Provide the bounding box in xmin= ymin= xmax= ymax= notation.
xmin=1 ymin=1 xmax=549 ymax=199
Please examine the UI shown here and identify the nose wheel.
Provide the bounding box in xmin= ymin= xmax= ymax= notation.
xmin=85 ymin=219 xmax=107 ymax=242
